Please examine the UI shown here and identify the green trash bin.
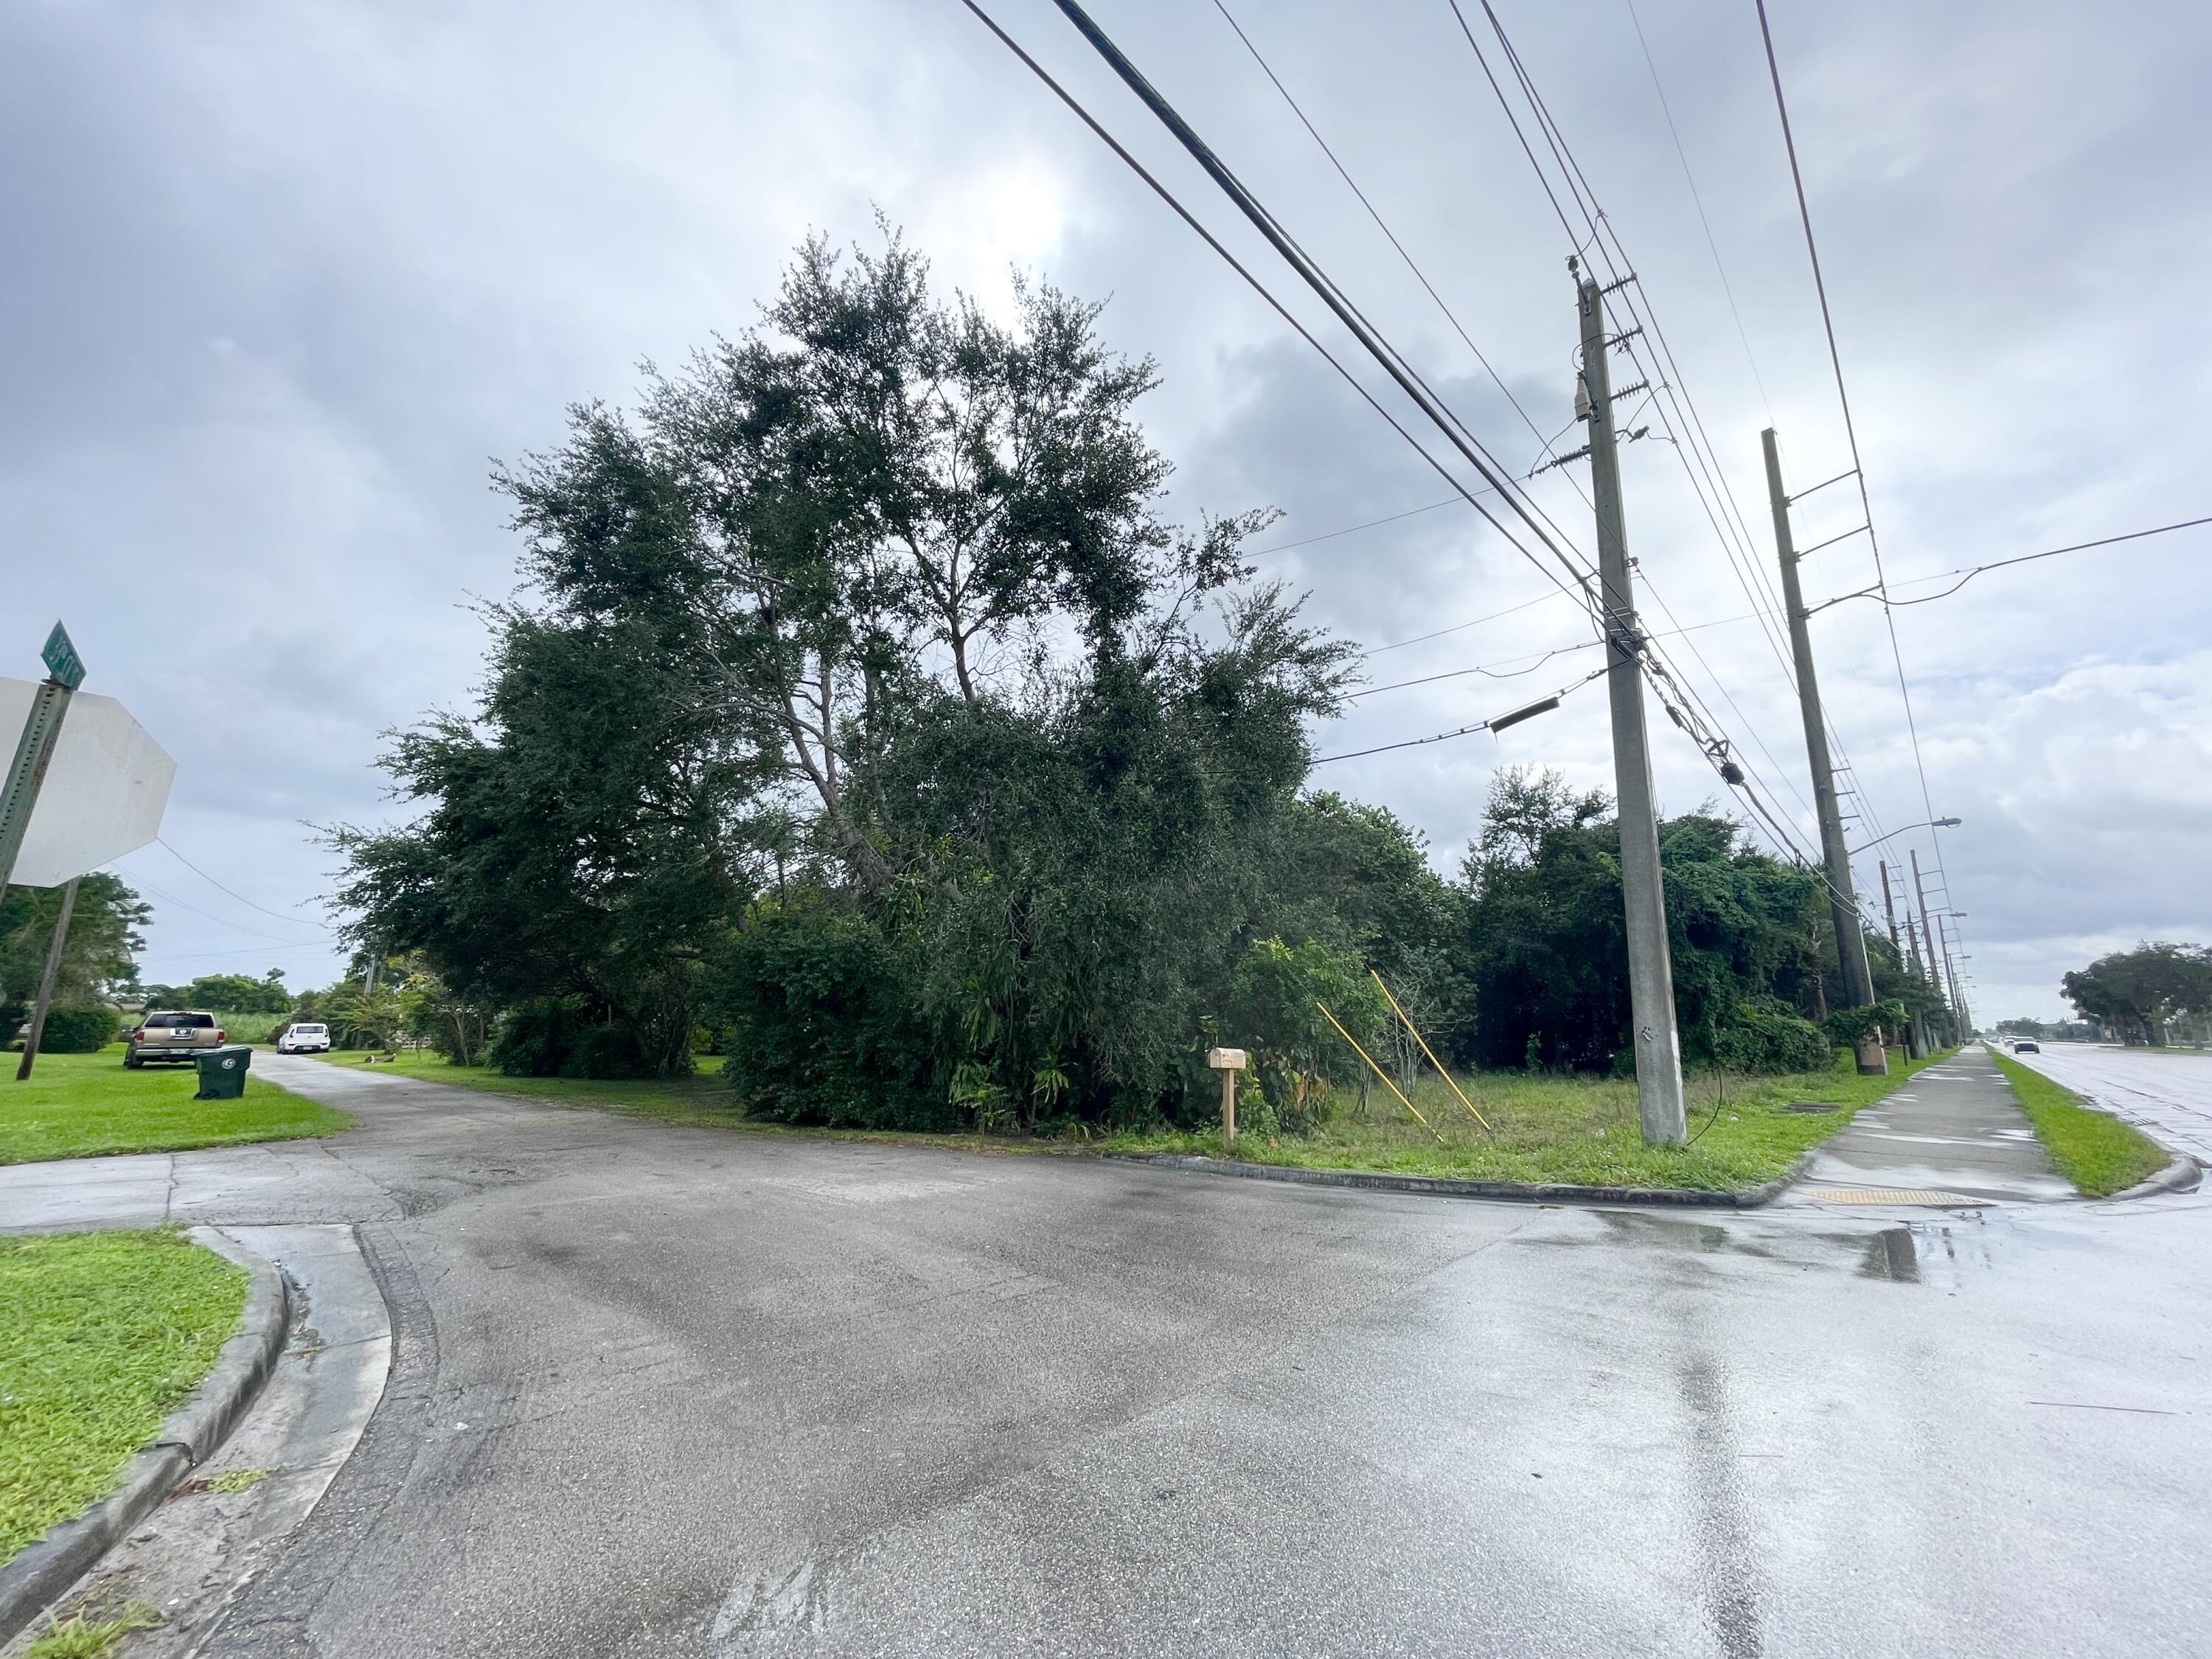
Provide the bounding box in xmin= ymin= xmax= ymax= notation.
xmin=194 ymin=1045 xmax=252 ymax=1101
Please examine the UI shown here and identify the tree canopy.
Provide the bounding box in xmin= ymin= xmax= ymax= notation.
xmin=329 ymin=229 xmax=1921 ymax=1119
xmin=2062 ymin=942 xmax=2212 ymax=1046
xmin=1 ymin=874 xmax=148 ymax=1032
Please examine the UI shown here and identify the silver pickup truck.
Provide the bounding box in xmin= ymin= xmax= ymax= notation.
xmin=124 ymin=1010 xmax=227 ymax=1067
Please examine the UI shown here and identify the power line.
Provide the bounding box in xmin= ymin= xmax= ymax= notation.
xmin=1812 ymin=515 xmax=2212 ymax=613
xmin=1443 ymin=1 xmax=1828 ymax=838
xmin=1348 ymin=643 xmax=1592 ymax=699
xmin=1315 ymin=667 xmax=1607 ymax=763
xmin=1754 ymin=0 xmax=1964 ymax=978
xmin=1449 ymin=0 xmax=1897 ymax=872
xmin=1208 ymin=0 xmax=1815 ymax=855
xmin=116 ymin=871 xmax=322 ymax=946
xmin=958 ymin=0 xmax=1605 ymax=636
xmin=1365 ymin=588 xmax=1574 ymax=656
xmin=1621 ymin=0 xmax=1772 ymax=420
xmin=1248 ymin=495 xmax=1463 ymax=557
xmin=1216 ymin=0 xmax=1600 ymax=526
xmin=156 ymin=836 xmax=328 ymax=931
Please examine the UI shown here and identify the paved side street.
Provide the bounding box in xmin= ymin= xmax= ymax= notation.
xmin=4 ymin=1053 xmax=2208 ymax=1658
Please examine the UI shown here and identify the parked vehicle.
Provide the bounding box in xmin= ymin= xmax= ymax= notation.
xmin=124 ymin=1010 xmax=226 ymax=1068
xmin=276 ymin=1021 xmax=333 ymax=1054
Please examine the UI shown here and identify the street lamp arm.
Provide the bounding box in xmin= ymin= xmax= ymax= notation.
xmin=1846 ymin=816 xmax=1961 ymax=859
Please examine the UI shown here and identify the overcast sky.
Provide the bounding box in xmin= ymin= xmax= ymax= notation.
xmin=6 ymin=0 xmax=2208 ymax=1023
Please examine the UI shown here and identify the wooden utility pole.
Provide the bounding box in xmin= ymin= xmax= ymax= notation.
xmin=1761 ymin=430 xmax=1882 ymax=1072
xmin=1579 ymin=273 xmax=1687 ymax=1146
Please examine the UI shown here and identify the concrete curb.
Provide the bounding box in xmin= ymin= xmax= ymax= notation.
xmin=1104 ymin=1150 xmax=1811 ymax=1209
xmin=2104 ymin=1150 xmax=2203 ymax=1203
xmin=0 ymin=1236 xmax=293 ymax=1646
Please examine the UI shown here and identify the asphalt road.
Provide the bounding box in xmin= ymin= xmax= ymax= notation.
xmin=2006 ymin=1042 xmax=2212 ymax=1165
xmin=8 ymin=1054 xmax=2210 ymax=1657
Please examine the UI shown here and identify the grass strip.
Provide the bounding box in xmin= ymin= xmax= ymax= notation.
xmin=0 ymin=1048 xmax=350 ymax=1166
xmin=1990 ymin=1051 xmax=2169 ymax=1197
xmin=314 ymin=1046 xmax=1950 ymax=1193
xmin=0 ymin=1231 xmax=248 ymax=1562
xmin=1096 ymin=1048 xmax=1955 ymax=1192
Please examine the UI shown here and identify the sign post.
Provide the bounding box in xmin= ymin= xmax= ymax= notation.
xmin=2 ymin=626 xmax=173 ymax=1080
xmin=1206 ymin=1046 xmax=1247 ymax=1151
xmin=0 ymin=624 xmax=85 ymax=895
xmin=15 ymin=878 xmax=80 ymax=1082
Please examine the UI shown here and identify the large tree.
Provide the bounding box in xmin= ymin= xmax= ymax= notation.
xmin=0 ymin=874 xmax=148 ymax=1031
xmin=332 ymin=229 xmax=1286 ymax=1082
xmin=1450 ymin=768 xmax=1835 ymax=1072
xmin=2062 ymin=942 xmax=2212 ymax=1046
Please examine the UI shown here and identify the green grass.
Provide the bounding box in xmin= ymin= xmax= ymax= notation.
xmin=1099 ymin=1047 xmax=1957 ymax=1192
xmin=21 ymin=1605 xmax=161 ymax=1658
xmin=313 ymin=1045 xmax=1950 ymax=1194
xmin=1 ymin=1231 xmax=248 ymax=1562
xmin=1991 ymin=1051 xmax=2169 ymax=1197
xmin=0 ymin=1048 xmax=352 ymax=1166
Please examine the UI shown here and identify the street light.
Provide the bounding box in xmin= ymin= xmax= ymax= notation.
xmin=1846 ymin=816 xmax=1961 ymax=858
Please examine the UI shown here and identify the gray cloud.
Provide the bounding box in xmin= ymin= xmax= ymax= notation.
xmin=4 ymin=0 xmax=2206 ymax=1021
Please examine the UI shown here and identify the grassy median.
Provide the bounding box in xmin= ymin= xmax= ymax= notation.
xmin=1990 ymin=1051 xmax=2169 ymax=1197
xmin=0 ymin=1229 xmax=248 ymax=1562
xmin=316 ymin=1045 xmax=1949 ymax=1194
xmin=0 ymin=1048 xmax=351 ymax=1166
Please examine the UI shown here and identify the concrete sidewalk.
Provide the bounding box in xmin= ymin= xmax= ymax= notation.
xmin=1787 ymin=1044 xmax=2073 ymax=1206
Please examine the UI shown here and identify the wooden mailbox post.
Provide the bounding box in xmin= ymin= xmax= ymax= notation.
xmin=1206 ymin=1047 xmax=1247 ymax=1150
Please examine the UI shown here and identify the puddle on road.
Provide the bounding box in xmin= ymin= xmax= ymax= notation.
xmin=1857 ymin=1226 xmax=1920 ymax=1282
xmin=1679 ymin=1355 xmax=1766 ymax=1659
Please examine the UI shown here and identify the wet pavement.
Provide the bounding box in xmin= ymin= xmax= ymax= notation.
xmin=2005 ymin=1043 xmax=2212 ymax=1166
xmin=5 ymin=1054 xmax=2210 ymax=1657
xmin=1789 ymin=1044 xmax=2073 ymax=1206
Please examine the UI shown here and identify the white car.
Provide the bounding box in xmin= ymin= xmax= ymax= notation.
xmin=276 ymin=1021 xmax=332 ymax=1054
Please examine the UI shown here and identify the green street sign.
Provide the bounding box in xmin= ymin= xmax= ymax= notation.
xmin=41 ymin=622 xmax=86 ymax=691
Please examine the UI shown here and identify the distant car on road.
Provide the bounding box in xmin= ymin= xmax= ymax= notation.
xmin=276 ymin=1022 xmax=332 ymax=1054
xmin=2013 ymin=1039 xmax=2041 ymax=1054
xmin=124 ymin=1010 xmax=226 ymax=1068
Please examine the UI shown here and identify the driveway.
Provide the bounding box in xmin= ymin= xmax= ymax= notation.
xmin=2006 ymin=1042 xmax=2212 ymax=1164
xmin=6 ymin=1054 xmax=2209 ymax=1657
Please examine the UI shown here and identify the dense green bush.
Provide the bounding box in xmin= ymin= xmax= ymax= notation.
xmin=708 ymin=908 xmax=946 ymax=1130
xmin=33 ymin=1006 xmax=122 ymax=1054
xmin=1823 ymin=999 xmax=1907 ymax=1050
xmin=1711 ymin=997 xmax=1835 ymax=1075
xmin=489 ymin=995 xmax=665 ymax=1079
xmin=1224 ymin=937 xmax=1388 ymax=1131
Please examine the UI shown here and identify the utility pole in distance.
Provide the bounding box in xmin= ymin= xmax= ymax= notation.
xmin=1578 ymin=269 xmax=1687 ymax=1146
xmin=1935 ymin=914 xmax=1969 ymax=1039
xmin=1910 ymin=849 xmax=1948 ymax=1045
xmin=1761 ymin=429 xmax=1883 ymax=1074
xmin=1878 ymin=860 xmax=1924 ymax=1060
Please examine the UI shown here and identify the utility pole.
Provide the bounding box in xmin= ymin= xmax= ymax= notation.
xmin=1761 ymin=431 xmax=1882 ymax=1072
xmin=1879 ymin=861 xmax=1925 ymax=1060
xmin=1901 ymin=909 xmax=1933 ymax=1054
xmin=1935 ymin=914 xmax=1970 ymax=1039
xmin=1579 ymin=270 xmax=1687 ymax=1146
xmin=1910 ymin=849 xmax=1947 ymax=1045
